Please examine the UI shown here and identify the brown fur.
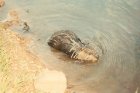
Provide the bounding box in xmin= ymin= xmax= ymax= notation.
xmin=48 ymin=30 xmax=99 ymax=63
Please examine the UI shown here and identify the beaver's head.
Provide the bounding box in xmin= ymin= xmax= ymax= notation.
xmin=48 ymin=35 xmax=63 ymax=50
xmin=48 ymin=30 xmax=83 ymax=54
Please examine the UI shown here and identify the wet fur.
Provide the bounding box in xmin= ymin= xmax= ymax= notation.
xmin=48 ymin=30 xmax=99 ymax=63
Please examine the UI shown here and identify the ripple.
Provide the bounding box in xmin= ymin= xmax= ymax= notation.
xmin=2 ymin=0 xmax=139 ymax=92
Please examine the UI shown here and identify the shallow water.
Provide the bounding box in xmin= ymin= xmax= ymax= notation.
xmin=1 ymin=0 xmax=140 ymax=93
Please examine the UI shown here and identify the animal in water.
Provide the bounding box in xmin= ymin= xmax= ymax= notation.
xmin=48 ymin=30 xmax=99 ymax=63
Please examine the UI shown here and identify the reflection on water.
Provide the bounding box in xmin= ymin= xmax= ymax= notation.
xmin=1 ymin=0 xmax=140 ymax=93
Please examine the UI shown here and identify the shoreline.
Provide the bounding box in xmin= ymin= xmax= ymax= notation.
xmin=0 ymin=6 xmax=67 ymax=93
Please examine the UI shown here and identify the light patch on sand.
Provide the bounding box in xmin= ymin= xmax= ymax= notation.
xmin=35 ymin=69 xmax=67 ymax=93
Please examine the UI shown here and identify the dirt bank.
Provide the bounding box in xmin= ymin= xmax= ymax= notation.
xmin=0 ymin=10 xmax=67 ymax=93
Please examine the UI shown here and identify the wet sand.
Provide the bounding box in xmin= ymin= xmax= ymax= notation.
xmin=0 ymin=8 xmax=67 ymax=93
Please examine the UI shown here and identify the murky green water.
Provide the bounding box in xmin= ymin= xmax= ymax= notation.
xmin=1 ymin=0 xmax=140 ymax=93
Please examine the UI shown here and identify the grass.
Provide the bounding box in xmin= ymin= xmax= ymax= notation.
xmin=0 ymin=25 xmax=45 ymax=93
xmin=0 ymin=33 xmax=11 ymax=93
xmin=0 ymin=24 xmax=65 ymax=93
xmin=0 ymin=27 xmax=31 ymax=93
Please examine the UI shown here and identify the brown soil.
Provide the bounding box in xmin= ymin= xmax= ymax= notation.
xmin=0 ymin=10 xmax=67 ymax=93
xmin=0 ymin=25 xmax=44 ymax=93
xmin=0 ymin=0 xmax=4 ymax=7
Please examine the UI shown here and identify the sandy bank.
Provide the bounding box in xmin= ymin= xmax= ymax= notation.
xmin=0 ymin=9 xmax=67 ymax=93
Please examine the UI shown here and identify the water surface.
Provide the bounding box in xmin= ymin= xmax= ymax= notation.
xmin=1 ymin=0 xmax=140 ymax=93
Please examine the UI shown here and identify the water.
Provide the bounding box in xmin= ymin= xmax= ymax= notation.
xmin=1 ymin=0 xmax=140 ymax=93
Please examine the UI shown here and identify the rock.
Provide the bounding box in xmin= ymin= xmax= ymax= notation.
xmin=34 ymin=69 xmax=67 ymax=93
xmin=23 ymin=22 xmax=30 ymax=32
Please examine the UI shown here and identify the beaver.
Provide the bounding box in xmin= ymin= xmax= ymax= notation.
xmin=48 ymin=30 xmax=99 ymax=63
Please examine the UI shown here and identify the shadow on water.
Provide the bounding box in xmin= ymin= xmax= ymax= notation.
xmin=1 ymin=0 xmax=140 ymax=93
